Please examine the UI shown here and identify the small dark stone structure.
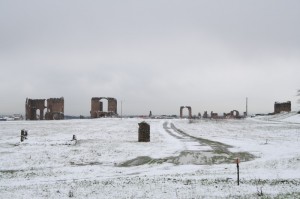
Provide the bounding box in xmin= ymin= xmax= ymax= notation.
xmin=72 ymin=135 xmax=77 ymax=141
xmin=21 ymin=129 xmax=28 ymax=142
xmin=211 ymin=111 xmax=219 ymax=119
xmin=203 ymin=111 xmax=208 ymax=119
xmin=274 ymin=101 xmax=291 ymax=114
xmin=138 ymin=121 xmax=150 ymax=142
xmin=90 ymin=97 xmax=118 ymax=118
xmin=25 ymin=97 xmax=64 ymax=120
xmin=180 ymin=106 xmax=192 ymax=118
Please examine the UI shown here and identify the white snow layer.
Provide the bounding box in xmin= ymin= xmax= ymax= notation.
xmin=0 ymin=113 xmax=300 ymax=198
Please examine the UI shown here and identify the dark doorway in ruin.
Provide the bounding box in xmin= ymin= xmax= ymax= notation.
xmin=35 ymin=109 xmax=44 ymax=120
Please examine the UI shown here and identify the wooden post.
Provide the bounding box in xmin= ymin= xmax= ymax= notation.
xmin=72 ymin=135 xmax=77 ymax=141
xmin=21 ymin=129 xmax=27 ymax=142
xmin=236 ymin=158 xmax=240 ymax=185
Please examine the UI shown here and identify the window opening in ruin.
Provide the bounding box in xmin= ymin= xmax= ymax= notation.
xmin=45 ymin=100 xmax=48 ymax=111
xmin=232 ymin=110 xmax=238 ymax=117
xmin=100 ymin=99 xmax=108 ymax=112
xmin=35 ymin=109 xmax=40 ymax=120
xmin=182 ymin=108 xmax=189 ymax=118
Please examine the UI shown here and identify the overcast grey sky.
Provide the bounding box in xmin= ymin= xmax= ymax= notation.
xmin=0 ymin=0 xmax=299 ymax=116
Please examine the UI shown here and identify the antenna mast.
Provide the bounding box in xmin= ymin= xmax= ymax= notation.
xmin=246 ymin=97 xmax=248 ymax=116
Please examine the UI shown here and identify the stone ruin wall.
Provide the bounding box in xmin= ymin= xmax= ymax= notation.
xmin=45 ymin=98 xmax=64 ymax=120
xmin=201 ymin=110 xmax=241 ymax=119
xmin=47 ymin=98 xmax=64 ymax=113
xmin=211 ymin=111 xmax=219 ymax=119
xmin=107 ymin=98 xmax=118 ymax=114
xmin=180 ymin=106 xmax=192 ymax=118
xmin=25 ymin=98 xmax=46 ymax=120
xmin=138 ymin=122 xmax=150 ymax=142
xmin=274 ymin=101 xmax=291 ymax=113
xmin=25 ymin=97 xmax=64 ymax=120
xmin=91 ymin=97 xmax=102 ymax=118
xmin=90 ymin=97 xmax=118 ymax=118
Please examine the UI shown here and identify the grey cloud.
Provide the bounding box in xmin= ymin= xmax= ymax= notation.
xmin=1 ymin=0 xmax=300 ymax=115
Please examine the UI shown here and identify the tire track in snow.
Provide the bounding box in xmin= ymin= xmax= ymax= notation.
xmin=163 ymin=121 xmax=212 ymax=151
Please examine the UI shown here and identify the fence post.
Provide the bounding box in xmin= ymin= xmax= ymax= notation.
xmin=236 ymin=158 xmax=240 ymax=185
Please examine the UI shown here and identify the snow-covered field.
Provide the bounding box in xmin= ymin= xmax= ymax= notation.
xmin=1 ymin=112 xmax=300 ymax=198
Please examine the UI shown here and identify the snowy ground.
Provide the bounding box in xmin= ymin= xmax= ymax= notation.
xmin=0 ymin=112 xmax=300 ymax=198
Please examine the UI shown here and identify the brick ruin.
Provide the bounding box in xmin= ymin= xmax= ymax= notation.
xmin=203 ymin=111 xmax=208 ymax=118
xmin=223 ymin=110 xmax=240 ymax=119
xmin=25 ymin=97 xmax=64 ymax=120
xmin=211 ymin=111 xmax=219 ymax=119
xmin=180 ymin=106 xmax=192 ymax=118
xmin=90 ymin=97 xmax=118 ymax=118
xmin=25 ymin=98 xmax=46 ymax=120
xmin=200 ymin=110 xmax=242 ymax=119
xmin=274 ymin=101 xmax=291 ymax=114
xmin=45 ymin=98 xmax=64 ymax=120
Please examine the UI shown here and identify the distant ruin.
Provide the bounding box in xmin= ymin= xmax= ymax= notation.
xmin=201 ymin=110 xmax=242 ymax=119
xmin=274 ymin=101 xmax=291 ymax=114
xmin=203 ymin=111 xmax=208 ymax=119
xmin=211 ymin=111 xmax=219 ymax=119
xmin=90 ymin=97 xmax=118 ymax=118
xmin=180 ymin=106 xmax=192 ymax=118
xmin=25 ymin=97 xmax=64 ymax=120
xmin=223 ymin=110 xmax=240 ymax=119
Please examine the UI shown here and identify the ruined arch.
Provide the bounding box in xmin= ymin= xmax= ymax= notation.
xmin=25 ymin=98 xmax=46 ymax=120
xmin=25 ymin=97 xmax=64 ymax=120
xmin=230 ymin=110 xmax=239 ymax=117
xmin=90 ymin=97 xmax=118 ymax=118
xmin=180 ymin=106 xmax=192 ymax=118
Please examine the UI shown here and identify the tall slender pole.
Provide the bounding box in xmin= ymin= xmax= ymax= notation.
xmin=246 ymin=97 xmax=248 ymax=116
xmin=121 ymin=100 xmax=123 ymax=120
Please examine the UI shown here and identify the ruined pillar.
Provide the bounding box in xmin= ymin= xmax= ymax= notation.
xmin=91 ymin=97 xmax=101 ymax=118
xmin=107 ymin=98 xmax=117 ymax=114
xmin=186 ymin=106 xmax=192 ymax=119
xmin=180 ymin=106 xmax=184 ymax=118
xmin=138 ymin=122 xmax=150 ymax=142
xmin=99 ymin=101 xmax=103 ymax=112
xmin=203 ymin=111 xmax=208 ymax=119
xmin=40 ymin=109 xmax=44 ymax=120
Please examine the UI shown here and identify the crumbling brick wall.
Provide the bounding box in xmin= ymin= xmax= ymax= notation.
xmin=107 ymin=98 xmax=117 ymax=114
xmin=274 ymin=101 xmax=291 ymax=113
xmin=25 ymin=98 xmax=46 ymax=120
xmin=211 ymin=111 xmax=218 ymax=119
xmin=90 ymin=97 xmax=118 ymax=118
xmin=180 ymin=106 xmax=192 ymax=118
xmin=45 ymin=97 xmax=64 ymax=120
xmin=203 ymin=111 xmax=208 ymax=118
xmin=25 ymin=97 xmax=64 ymax=120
